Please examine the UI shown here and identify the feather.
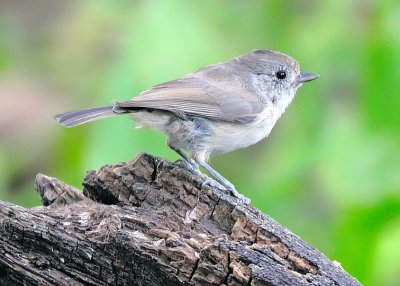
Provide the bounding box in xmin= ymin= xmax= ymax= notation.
xmin=54 ymin=106 xmax=116 ymax=127
xmin=116 ymin=75 xmax=264 ymax=124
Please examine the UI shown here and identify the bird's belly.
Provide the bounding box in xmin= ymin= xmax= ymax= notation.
xmin=207 ymin=109 xmax=278 ymax=153
xmin=130 ymin=108 xmax=280 ymax=155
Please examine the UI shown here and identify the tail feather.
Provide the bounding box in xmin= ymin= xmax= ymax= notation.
xmin=54 ymin=106 xmax=118 ymax=127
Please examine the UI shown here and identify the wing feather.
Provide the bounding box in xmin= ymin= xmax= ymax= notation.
xmin=116 ymin=76 xmax=263 ymax=123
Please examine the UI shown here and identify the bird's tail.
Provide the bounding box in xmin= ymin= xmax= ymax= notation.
xmin=54 ymin=105 xmax=124 ymax=127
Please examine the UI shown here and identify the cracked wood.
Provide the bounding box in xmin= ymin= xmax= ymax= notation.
xmin=0 ymin=153 xmax=360 ymax=286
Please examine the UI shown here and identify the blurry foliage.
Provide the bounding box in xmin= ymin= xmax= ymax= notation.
xmin=0 ymin=1 xmax=399 ymax=285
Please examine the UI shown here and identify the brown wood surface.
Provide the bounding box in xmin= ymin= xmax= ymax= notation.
xmin=0 ymin=153 xmax=360 ymax=286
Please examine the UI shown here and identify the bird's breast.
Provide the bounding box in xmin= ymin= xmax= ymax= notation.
xmin=205 ymin=106 xmax=280 ymax=154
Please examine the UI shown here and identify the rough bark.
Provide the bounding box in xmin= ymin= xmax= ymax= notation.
xmin=0 ymin=153 xmax=360 ymax=286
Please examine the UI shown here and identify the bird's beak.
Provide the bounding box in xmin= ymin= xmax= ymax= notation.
xmin=297 ymin=71 xmax=319 ymax=84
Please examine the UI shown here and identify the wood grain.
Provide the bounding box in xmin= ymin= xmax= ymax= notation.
xmin=0 ymin=153 xmax=360 ymax=286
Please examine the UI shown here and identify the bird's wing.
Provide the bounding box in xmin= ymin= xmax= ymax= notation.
xmin=116 ymin=76 xmax=263 ymax=123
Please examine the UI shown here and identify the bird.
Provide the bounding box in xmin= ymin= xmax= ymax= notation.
xmin=55 ymin=49 xmax=319 ymax=203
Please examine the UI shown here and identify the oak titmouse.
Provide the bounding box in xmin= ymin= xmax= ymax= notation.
xmin=55 ymin=49 xmax=318 ymax=203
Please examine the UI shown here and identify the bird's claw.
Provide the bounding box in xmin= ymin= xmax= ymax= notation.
xmin=201 ymin=176 xmax=251 ymax=204
xmin=175 ymin=159 xmax=200 ymax=174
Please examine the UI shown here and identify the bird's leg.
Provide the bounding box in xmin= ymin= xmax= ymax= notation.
xmin=168 ymin=145 xmax=200 ymax=173
xmin=169 ymin=144 xmax=250 ymax=203
xmin=195 ymin=160 xmax=251 ymax=204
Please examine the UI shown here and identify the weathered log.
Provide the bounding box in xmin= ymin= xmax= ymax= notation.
xmin=0 ymin=153 xmax=360 ymax=286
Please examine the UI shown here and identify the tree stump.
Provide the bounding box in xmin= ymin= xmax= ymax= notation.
xmin=0 ymin=153 xmax=360 ymax=286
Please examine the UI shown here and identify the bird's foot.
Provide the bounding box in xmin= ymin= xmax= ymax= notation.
xmin=174 ymin=159 xmax=201 ymax=174
xmin=201 ymin=176 xmax=251 ymax=204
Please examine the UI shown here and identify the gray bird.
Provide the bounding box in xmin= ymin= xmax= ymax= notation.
xmin=55 ymin=49 xmax=318 ymax=203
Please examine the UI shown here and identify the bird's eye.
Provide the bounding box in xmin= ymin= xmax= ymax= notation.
xmin=276 ymin=70 xmax=286 ymax=80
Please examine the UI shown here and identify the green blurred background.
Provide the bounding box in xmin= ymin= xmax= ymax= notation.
xmin=0 ymin=1 xmax=399 ymax=284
